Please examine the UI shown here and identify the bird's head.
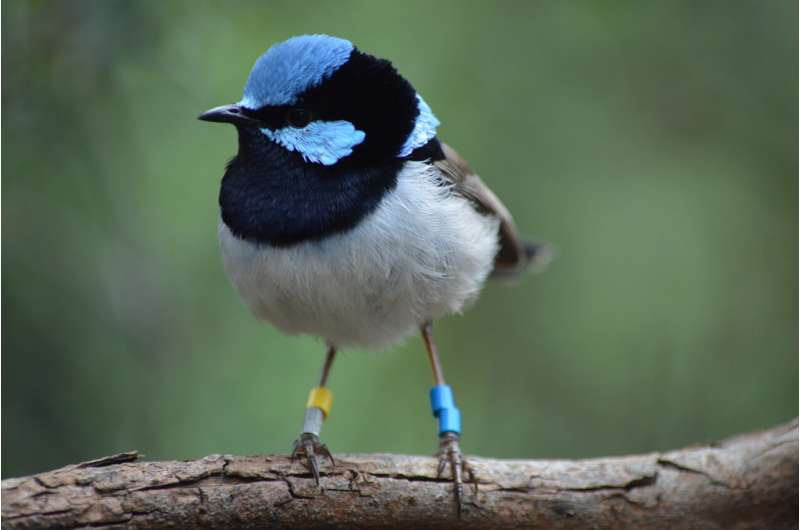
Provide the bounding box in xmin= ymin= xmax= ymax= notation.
xmin=199 ymin=34 xmax=439 ymax=166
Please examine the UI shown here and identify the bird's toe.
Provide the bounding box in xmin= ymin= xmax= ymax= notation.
xmin=436 ymin=432 xmax=478 ymax=515
xmin=291 ymin=432 xmax=335 ymax=486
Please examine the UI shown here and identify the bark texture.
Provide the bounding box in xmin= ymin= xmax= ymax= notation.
xmin=2 ymin=418 xmax=797 ymax=530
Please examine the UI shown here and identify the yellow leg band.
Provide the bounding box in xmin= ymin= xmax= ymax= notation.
xmin=306 ymin=387 xmax=333 ymax=418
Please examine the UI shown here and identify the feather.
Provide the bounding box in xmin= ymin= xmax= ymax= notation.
xmin=434 ymin=143 xmax=551 ymax=276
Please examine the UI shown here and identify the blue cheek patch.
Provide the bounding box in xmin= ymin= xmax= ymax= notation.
xmin=398 ymin=94 xmax=440 ymax=157
xmin=262 ymin=121 xmax=366 ymax=166
xmin=241 ymin=35 xmax=354 ymax=109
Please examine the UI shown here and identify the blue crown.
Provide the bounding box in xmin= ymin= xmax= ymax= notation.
xmin=239 ymin=35 xmax=353 ymax=109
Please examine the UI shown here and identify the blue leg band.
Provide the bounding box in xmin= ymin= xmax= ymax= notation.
xmin=429 ymin=384 xmax=461 ymax=435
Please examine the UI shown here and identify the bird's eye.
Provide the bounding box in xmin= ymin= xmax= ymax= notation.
xmin=286 ymin=108 xmax=314 ymax=128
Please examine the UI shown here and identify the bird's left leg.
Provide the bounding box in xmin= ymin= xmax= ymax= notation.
xmin=421 ymin=322 xmax=477 ymax=514
xmin=291 ymin=344 xmax=336 ymax=485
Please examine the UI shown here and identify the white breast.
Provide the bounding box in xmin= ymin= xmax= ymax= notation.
xmin=218 ymin=161 xmax=500 ymax=350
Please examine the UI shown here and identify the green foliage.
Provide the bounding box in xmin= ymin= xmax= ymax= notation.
xmin=2 ymin=0 xmax=796 ymax=477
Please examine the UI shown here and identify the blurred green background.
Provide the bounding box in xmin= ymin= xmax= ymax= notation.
xmin=2 ymin=1 xmax=797 ymax=478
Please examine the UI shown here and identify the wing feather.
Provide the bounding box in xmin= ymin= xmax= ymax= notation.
xmin=433 ymin=143 xmax=546 ymax=275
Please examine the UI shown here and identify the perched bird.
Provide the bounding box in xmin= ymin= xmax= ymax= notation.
xmin=200 ymin=34 xmax=546 ymax=511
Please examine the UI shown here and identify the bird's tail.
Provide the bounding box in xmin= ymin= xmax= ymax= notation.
xmin=491 ymin=240 xmax=555 ymax=279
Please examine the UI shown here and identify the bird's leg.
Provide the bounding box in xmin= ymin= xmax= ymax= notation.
xmin=421 ymin=322 xmax=477 ymax=515
xmin=290 ymin=344 xmax=336 ymax=486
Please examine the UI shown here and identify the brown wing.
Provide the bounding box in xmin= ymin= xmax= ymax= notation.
xmin=434 ymin=142 xmax=543 ymax=275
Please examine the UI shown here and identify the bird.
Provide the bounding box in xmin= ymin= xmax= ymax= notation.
xmin=199 ymin=34 xmax=547 ymax=512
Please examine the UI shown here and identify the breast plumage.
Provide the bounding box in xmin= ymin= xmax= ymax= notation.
xmin=218 ymin=160 xmax=499 ymax=349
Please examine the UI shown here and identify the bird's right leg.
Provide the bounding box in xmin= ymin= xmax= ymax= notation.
xmin=291 ymin=344 xmax=336 ymax=485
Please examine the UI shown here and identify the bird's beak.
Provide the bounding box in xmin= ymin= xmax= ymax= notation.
xmin=198 ymin=104 xmax=261 ymax=127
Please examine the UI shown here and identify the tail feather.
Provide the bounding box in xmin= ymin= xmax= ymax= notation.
xmin=491 ymin=240 xmax=555 ymax=278
xmin=523 ymin=241 xmax=555 ymax=271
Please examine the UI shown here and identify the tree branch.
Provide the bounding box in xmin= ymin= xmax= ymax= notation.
xmin=2 ymin=419 xmax=797 ymax=529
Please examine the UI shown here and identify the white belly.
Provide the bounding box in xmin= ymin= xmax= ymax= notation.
xmin=218 ymin=161 xmax=500 ymax=349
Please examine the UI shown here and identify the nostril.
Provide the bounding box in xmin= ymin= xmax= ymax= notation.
xmin=229 ymin=107 xmax=240 ymax=114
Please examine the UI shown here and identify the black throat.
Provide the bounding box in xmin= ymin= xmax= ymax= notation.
xmin=220 ymin=127 xmax=404 ymax=247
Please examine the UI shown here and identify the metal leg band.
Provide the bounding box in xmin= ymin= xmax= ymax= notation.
xmin=301 ymin=407 xmax=324 ymax=436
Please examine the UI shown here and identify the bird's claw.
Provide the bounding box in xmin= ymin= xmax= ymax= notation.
xmin=291 ymin=432 xmax=335 ymax=485
xmin=436 ymin=432 xmax=477 ymax=515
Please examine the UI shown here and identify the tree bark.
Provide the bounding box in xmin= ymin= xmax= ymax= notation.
xmin=2 ymin=418 xmax=797 ymax=530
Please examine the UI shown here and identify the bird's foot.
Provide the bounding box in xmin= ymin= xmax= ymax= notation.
xmin=436 ymin=432 xmax=478 ymax=515
xmin=291 ymin=432 xmax=335 ymax=485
